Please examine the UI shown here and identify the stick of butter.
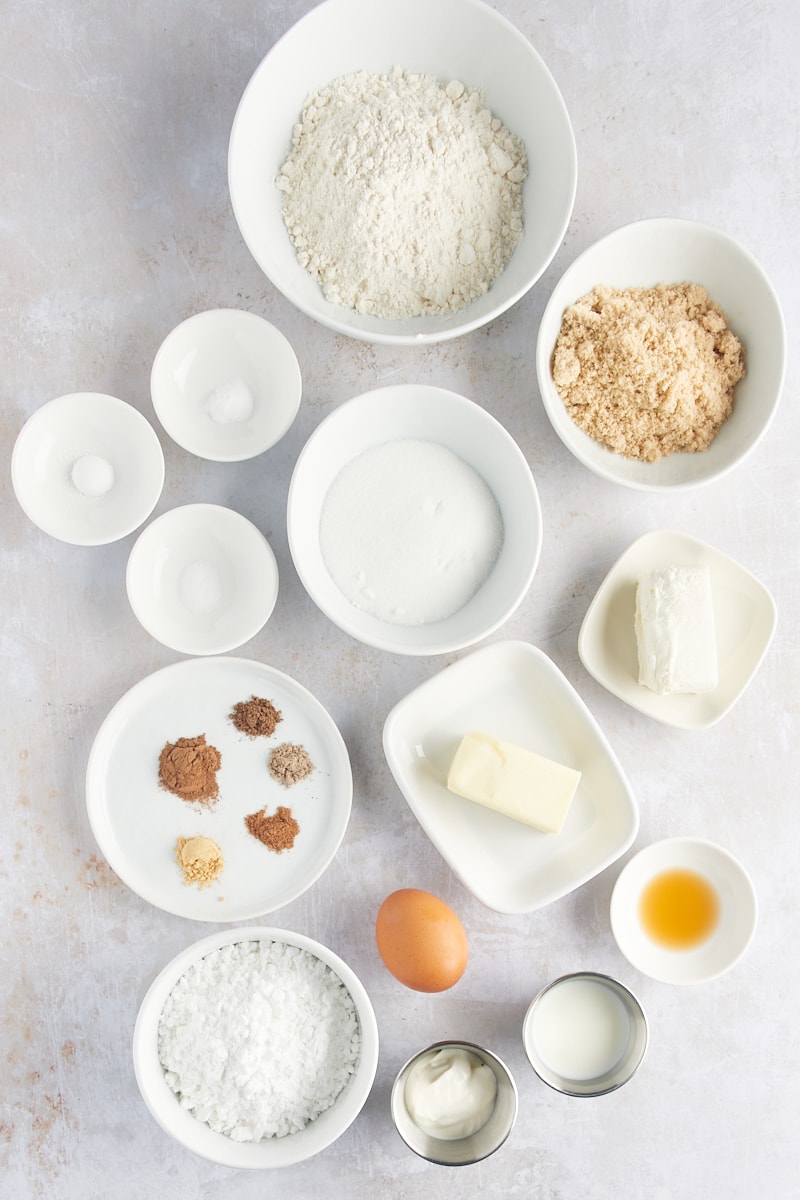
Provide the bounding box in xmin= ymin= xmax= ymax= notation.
xmin=446 ymin=731 xmax=581 ymax=835
xmin=635 ymin=565 xmax=717 ymax=695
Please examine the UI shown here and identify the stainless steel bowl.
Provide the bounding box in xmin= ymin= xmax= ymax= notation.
xmin=390 ymin=1039 xmax=517 ymax=1166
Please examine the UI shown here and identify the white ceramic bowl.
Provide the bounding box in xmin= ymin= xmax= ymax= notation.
xmin=126 ymin=503 xmax=279 ymax=655
xmin=228 ymin=0 xmax=576 ymax=345
xmin=287 ymin=385 xmax=542 ymax=655
xmin=11 ymin=392 xmax=164 ymax=545
xmin=610 ymin=837 xmax=757 ymax=985
xmin=150 ymin=309 xmax=301 ymax=461
xmin=536 ymin=218 xmax=786 ymax=490
xmin=133 ymin=926 xmax=379 ymax=1167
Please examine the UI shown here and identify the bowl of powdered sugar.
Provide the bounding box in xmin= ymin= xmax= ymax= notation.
xmin=536 ymin=218 xmax=786 ymax=491
xmin=228 ymin=0 xmax=576 ymax=345
xmin=287 ymin=384 xmax=542 ymax=655
xmin=133 ymin=927 xmax=379 ymax=1167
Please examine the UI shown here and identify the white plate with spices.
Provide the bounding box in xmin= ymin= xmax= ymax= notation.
xmin=578 ymin=529 xmax=777 ymax=730
xmin=382 ymin=640 xmax=638 ymax=914
xmin=86 ymin=657 xmax=352 ymax=920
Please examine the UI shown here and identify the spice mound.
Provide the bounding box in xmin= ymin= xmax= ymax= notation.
xmin=229 ymin=695 xmax=282 ymax=738
xmin=245 ymin=805 xmax=300 ymax=852
xmin=159 ymin=735 xmax=221 ymax=806
xmin=268 ymin=743 xmax=315 ymax=788
xmin=175 ymin=835 xmax=224 ymax=889
xmin=157 ymin=939 xmax=361 ymax=1140
xmin=551 ymin=282 xmax=745 ymax=462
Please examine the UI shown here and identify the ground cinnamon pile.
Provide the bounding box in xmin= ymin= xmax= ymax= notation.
xmin=268 ymin=743 xmax=315 ymax=787
xmin=175 ymin=835 xmax=224 ymax=889
xmin=245 ymin=805 xmax=300 ymax=852
xmin=229 ymin=695 xmax=283 ymax=738
xmin=159 ymin=735 xmax=221 ymax=806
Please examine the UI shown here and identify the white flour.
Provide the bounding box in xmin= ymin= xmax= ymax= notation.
xmin=158 ymin=940 xmax=361 ymax=1141
xmin=319 ymin=438 xmax=503 ymax=625
xmin=277 ymin=67 xmax=527 ymax=318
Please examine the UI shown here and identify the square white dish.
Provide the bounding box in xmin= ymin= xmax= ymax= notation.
xmin=382 ymin=640 xmax=638 ymax=914
xmin=578 ymin=529 xmax=777 ymax=731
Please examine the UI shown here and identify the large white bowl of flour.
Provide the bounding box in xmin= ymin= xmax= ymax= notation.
xmin=228 ymin=0 xmax=576 ymax=345
xmin=287 ymin=384 xmax=543 ymax=654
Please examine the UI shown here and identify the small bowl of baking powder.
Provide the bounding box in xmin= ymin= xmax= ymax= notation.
xmin=133 ymin=926 xmax=379 ymax=1167
xmin=150 ymin=309 xmax=301 ymax=462
xmin=287 ymin=383 xmax=542 ymax=655
xmin=536 ymin=218 xmax=786 ymax=491
xmin=228 ymin=0 xmax=577 ymax=345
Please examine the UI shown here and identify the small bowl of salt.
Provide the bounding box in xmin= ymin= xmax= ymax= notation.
xmin=11 ymin=391 xmax=165 ymax=545
xmin=150 ymin=308 xmax=302 ymax=462
xmin=126 ymin=502 xmax=279 ymax=655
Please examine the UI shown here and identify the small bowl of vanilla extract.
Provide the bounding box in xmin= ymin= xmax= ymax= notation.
xmin=609 ymin=837 xmax=757 ymax=985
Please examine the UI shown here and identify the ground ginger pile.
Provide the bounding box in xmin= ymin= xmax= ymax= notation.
xmin=551 ymin=282 xmax=745 ymax=462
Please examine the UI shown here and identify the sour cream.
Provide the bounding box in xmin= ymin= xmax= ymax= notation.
xmin=404 ymin=1046 xmax=497 ymax=1140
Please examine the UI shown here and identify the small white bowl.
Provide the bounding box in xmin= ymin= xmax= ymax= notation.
xmin=150 ymin=309 xmax=301 ymax=461
xmin=126 ymin=503 xmax=279 ymax=655
xmin=133 ymin=926 xmax=379 ymax=1167
xmin=11 ymin=392 xmax=164 ymax=545
xmin=610 ymin=838 xmax=757 ymax=985
xmin=228 ymin=0 xmax=576 ymax=345
xmin=578 ymin=529 xmax=777 ymax=730
xmin=536 ymin=218 xmax=786 ymax=490
xmin=287 ymin=385 xmax=542 ymax=656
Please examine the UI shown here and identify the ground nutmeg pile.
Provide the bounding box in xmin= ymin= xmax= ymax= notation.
xmin=245 ymin=805 xmax=300 ymax=852
xmin=551 ymin=281 xmax=745 ymax=462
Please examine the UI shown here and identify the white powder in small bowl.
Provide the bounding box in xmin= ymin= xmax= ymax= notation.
xmin=157 ymin=939 xmax=361 ymax=1142
xmin=204 ymin=378 xmax=255 ymax=425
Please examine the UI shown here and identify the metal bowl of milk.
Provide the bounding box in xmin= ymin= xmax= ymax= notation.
xmin=522 ymin=971 xmax=648 ymax=1097
xmin=390 ymin=1040 xmax=518 ymax=1166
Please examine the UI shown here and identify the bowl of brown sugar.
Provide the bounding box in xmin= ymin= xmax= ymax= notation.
xmin=535 ymin=218 xmax=786 ymax=491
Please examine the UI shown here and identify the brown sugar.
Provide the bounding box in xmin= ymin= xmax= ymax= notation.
xmin=245 ymin=805 xmax=300 ymax=852
xmin=551 ymin=282 xmax=745 ymax=462
xmin=159 ymin=735 xmax=221 ymax=806
xmin=229 ymin=695 xmax=283 ymax=738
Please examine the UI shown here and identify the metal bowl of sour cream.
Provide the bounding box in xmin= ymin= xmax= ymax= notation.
xmin=390 ymin=1040 xmax=518 ymax=1166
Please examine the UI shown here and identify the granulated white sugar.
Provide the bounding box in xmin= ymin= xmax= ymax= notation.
xmin=157 ymin=939 xmax=361 ymax=1141
xmin=319 ymin=438 xmax=503 ymax=626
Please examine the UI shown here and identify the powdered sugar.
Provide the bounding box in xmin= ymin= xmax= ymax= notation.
xmin=277 ymin=67 xmax=527 ymax=318
xmin=157 ymin=939 xmax=361 ymax=1141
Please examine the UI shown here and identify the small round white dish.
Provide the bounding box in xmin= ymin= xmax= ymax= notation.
xmin=382 ymin=640 xmax=638 ymax=913
xmin=287 ymin=385 xmax=542 ymax=656
xmin=86 ymin=656 xmax=352 ymax=921
xmin=610 ymin=838 xmax=757 ymax=985
xmin=126 ymin=503 xmax=279 ymax=655
xmin=133 ymin=926 xmax=379 ymax=1167
xmin=522 ymin=972 xmax=648 ymax=1097
xmin=390 ymin=1040 xmax=517 ymax=1166
xmin=228 ymin=0 xmax=576 ymax=345
xmin=578 ymin=528 xmax=777 ymax=730
xmin=11 ymin=392 xmax=165 ymax=545
xmin=536 ymin=218 xmax=786 ymax=490
xmin=150 ymin=309 xmax=301 ymax=461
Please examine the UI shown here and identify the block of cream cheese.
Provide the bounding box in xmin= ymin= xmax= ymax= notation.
xmin=446 ymin=731 xmax=581 ymax=835
xmin=635 ymin=565 xmax=718 ymax=695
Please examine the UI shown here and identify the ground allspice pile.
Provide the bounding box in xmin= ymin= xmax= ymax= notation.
xmin=229 ymin=695 xmax=283 ymax=738
xmin=245 ymin=805 xmax=300 ymax=852
xmin=174 ymin=835 xmax=224 ymax=889
xmin=552 ymin=281 xmax=745 ymax=462
xmin=158 ymin=734 xmax=221 ymax=806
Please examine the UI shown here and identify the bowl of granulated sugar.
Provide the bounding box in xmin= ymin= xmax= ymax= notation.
xmin=228 ymin=0 xmax=577 ymax=345
xmin=536 ymin=218 xmax=786 ymax=491
xmin=133 ymin=926 xmax=379 ymax=1167
xmin=287 ymin=384 xmax=543 ymax=655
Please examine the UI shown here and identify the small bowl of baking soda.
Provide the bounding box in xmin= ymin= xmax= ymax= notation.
xmin=11 ymin=391 xmax=165 ymax=545
xmin=150 ymin=309 xmax=301 ymax=462
xmin=287 ymin=383 xmax=543 ymax=656
xmin=126 ymin=502 xmax=279 ymax=655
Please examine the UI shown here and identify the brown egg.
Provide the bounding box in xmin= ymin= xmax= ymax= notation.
xmin=375 ymin=888 xmax=469 ymax=992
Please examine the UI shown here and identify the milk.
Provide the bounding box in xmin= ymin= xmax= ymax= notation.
xmin=528 ymin=976 xmax=631 ymax=1081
